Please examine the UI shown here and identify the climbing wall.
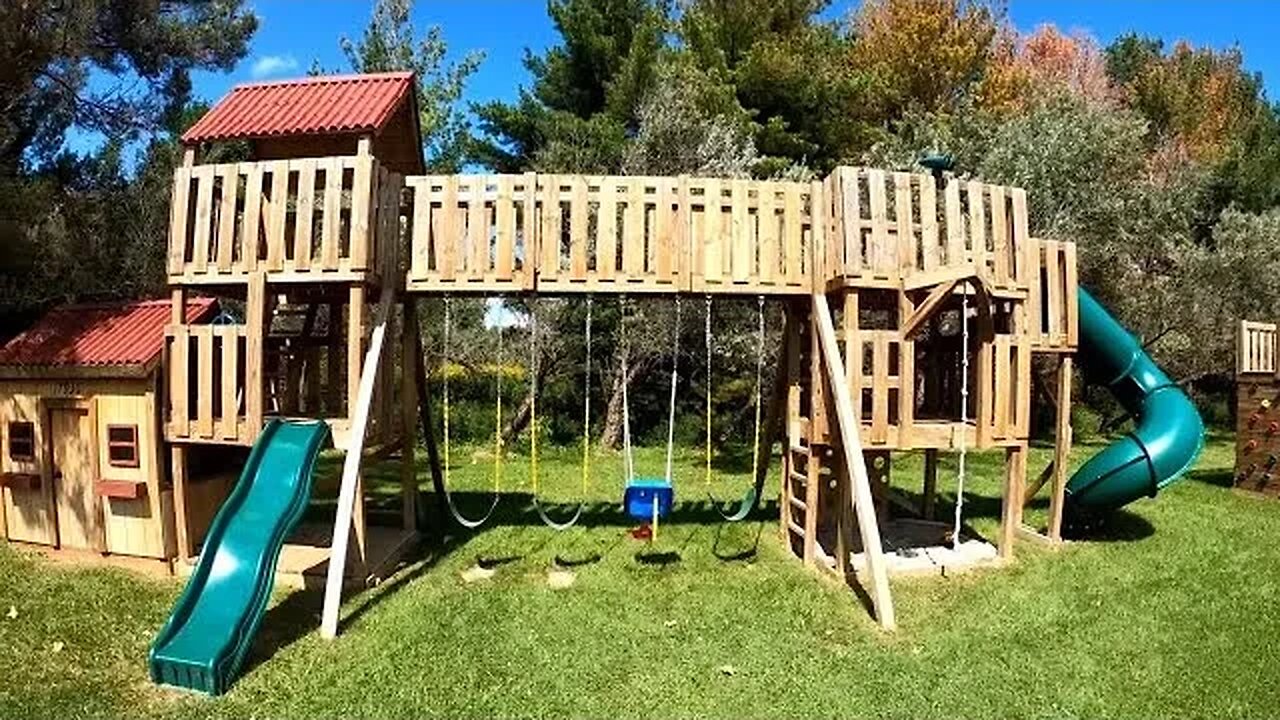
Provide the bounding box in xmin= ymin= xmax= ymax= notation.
xmin=1235 ymin=378 xmax=1280 ymax=496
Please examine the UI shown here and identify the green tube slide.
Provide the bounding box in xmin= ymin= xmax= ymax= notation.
xmin=1066 ymin=288 xmax=1205 ymax=512
xmin=149 ymin=419 xmax=330 ymax=695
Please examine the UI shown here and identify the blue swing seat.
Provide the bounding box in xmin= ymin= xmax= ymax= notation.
xmin=623 ymin=477 xmax=674 ymax=522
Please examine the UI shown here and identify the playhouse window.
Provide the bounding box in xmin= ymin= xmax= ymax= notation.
xmin=8 ymin=422 xmax=34 ymax=461
xmin=107 ymin=425 xmax=139 ymax=468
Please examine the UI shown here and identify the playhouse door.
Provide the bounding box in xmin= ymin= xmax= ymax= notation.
xmin=50 ymin=407 xmax=102 ymax=551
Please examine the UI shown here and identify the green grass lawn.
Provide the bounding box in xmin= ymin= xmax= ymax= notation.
xmin=3 ymin=433 xmax=1280 ymax=719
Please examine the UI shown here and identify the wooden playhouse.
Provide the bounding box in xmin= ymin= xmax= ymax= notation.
xmin=0 ymin=299 xmax=215 ymax=567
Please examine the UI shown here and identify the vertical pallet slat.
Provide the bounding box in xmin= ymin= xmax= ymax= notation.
xmin=570 ymin=176 xmax=589 ymax=280
xmin=522 ymin=172 xmax=537 ymax=289
xmin=321 ymin=157 xmax=343 ymax=269
xmin=214 ymin=165 xmax=239 ymax=270
xmin=624 ymin=179 xmax=645 ymax=278
xmin=409 ymin=181 xmax=430 ymax=280
xmin=350 ymin=155 xmax=374 ymax=271
xmin=265 ymin=161 xmax=289 ymax=271
xmin=702 ymin=180 xmax=722 ymax=285
xmin=468 ymin=177 xmax=488 ymax=276
xmin=219 ymin=326 xmax=239 ymax=440
xmin=840 ymin=167 xmax=861 ymax=275
xmin=868 ymin=169 xmax=890 ymax=274
xmin=993 ymin=336 xmax=1011 ymax=438
xmin=292 ymin=159 xmax=316 ymax=271
xmin=758 ymin=186 xmax=777 ymax=284
xmin=597 ymin=179 xmax=617 ymax=281
xmin=1063 ymin=241 xmax=1079 ymax=346
xmin=894 ymin=172 xmax=914 ymax=277
xmin=495 ymin=176 xmax=515 ymax=280
xmin=731 ymin=180 xmax=750 ymax=283
xmin=1012 ymin=188 xmax=1032 ymax=286
xmin=440 ymin=176 xmax=459 ymax=280
xmin=871 ymin=334 xmax=889 ymax=444
xmin=195 ymin=326 xmax=214 ymax=439
xmin=809 ymin=179 xmax=825 ymax=291
xmin=655 ymin=180 xmax=675 ymax=281
xmin=945 ymin=176 xmax=964 ymax=266
xmin=920 ymin=173 xmax=939 ymax=271
xmin=540 ymin=176 xmax=561 ymax=277
xmin=241 ymin=164 xmax=262 ymax=272
xmin=191 ymin=166 xmax=214 ymax=274
xmin=167 ymin=167 xmax=191 ymax=275
xmin=1016 ymin=339 xmax=1032 ymax=436
xmin=1026 ymin=238 xmax=1042 ymax=347
xmin=1046 ymin=240 xmax=1063 ymax=343
xmin=784 ymin=184 xmax=802 ymax=283
xmin=676 ymin=175 xmax=691 ymax=289
xmin=168 ymin=327 xmax=189 ymax=438
xmin=990 ymin=185 xmax=1008 ymax=284
xmin=966 ymin=180 xmax=986 ymax=272
xmin=899 ymin=337 xmax=914 ymax=446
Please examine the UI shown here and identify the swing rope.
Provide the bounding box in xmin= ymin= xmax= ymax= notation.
xmin=530 ymin=298 xmax=589 ymax=530
xmin=705 ymin=295 xmax=768 ymax=522
xmin=953 ymin=286 xmax=970 ymax=549
xmin=437 ymin=295 xmax=500 ymax=529
xmin=620 ymin=296 xmax=681 ymax=485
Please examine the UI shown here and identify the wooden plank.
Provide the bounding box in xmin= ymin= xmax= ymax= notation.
xmin=993 ymin=336 xmax=1011 ymax=437
xmin=867 ymin=169 xmax=890 ymax=273
xmin=168 ymin=167 xmax=191 ymax=274
xmin=901 ymin=278 xmax=959 ymax=338
xmin=1026 ymin=237 xmax=1042 ymax=346
xmin=265 ymin=161 xmax=289 ymax=271
xmin=898 ymin=337 xmax=914 ymax=446
xmin=569 ymin=176 xmax=588 ymax=279
xmin=731 ymin=180 xmax=750 ymax=283
xmin=990 ymin=185 xmax=1008 ymax=284
xmin=624 ymin=179 xmax=645 ymax=277
xmin=245 ymin=272 xmax=265 ymax=437
xmin=976 ymin=337 xmax=994 ymax=448
xmin=1064 ymin=241 xmax=1079 ymax=346
xmin=894 ymin=172 xmax=914 ymax=276
xmin=967 ymin=180 xmax=986 ymax=272
xmin=945 ymin=176 xmax=963 ymax=265
xmin=191 ymin=166 xmax=214 ymax=274
xmin=1047 ymin=356 xmax=1072 ymax=541
xmin=844 ymin=293 xmax=861 ymax=423
xmin=655 ymin=180 xmax=675 ymax=281
xmin=871 ymin=334 xmax=889 ymax=444
xmin=321 ymin=284 xmax=397 ymax=639
xmin=1013 ymin=188 xmax=1032 ymax=286
xmin=292 ymin=159 xmax=316 ymax=270
xmin=440 ymin=175 xmax=459 ymax=280
xmin=703 ymin=180 xmax=722 ymax=284
xmin=468 ymin=177 xmax=488 ymax=275
xmin=785 ymin=184 xmax=804 ymax=281
xmin=597 ymin=179 xmax=617 ymax=281
xmin=1046 ymin=240 xmax=1063 ymax=342
xmin=321 ymin=157 xmax=343 ymax=269
xmin=350 ymin=155 xmax=374 ymax=271
xmin=521 ymin=172 xmax=537 ymax=289
xmin=495 ymin=176 xmax=515 ymax=279
xmin=675 ymin=175 xmax=691 ymax=288
xmin=240 ymin=164 xmax=263 ymax=271
xmin=168 ymin=324 xmax=189 ymax=438
xmin=195 ymin=326 xmax=214 ymax=439
xmin=409 ymin=181 xmax=430 ymax=280
xmin=759 ymin=186 xmax=777 ymax=284
xmin=840 ymin=168 xmax=860 ymax=273
xmin=811 ymin=293 xmax=895 ymax=631
xmin=920 ymin=173 xmax=939 ymax=271
xmin=170 ymin=446 xmax=191 ymax=559
xmin=1016 ymin=339 xmax=1032 ymax=437
xmin=219 ymin=326 xmax=240 ymax=440
xmin=809 ymin=179 xmax=825 ymax=291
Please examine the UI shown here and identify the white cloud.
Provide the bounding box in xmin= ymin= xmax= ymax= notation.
xmin=249 ymin=54 xmax=299 ymax=79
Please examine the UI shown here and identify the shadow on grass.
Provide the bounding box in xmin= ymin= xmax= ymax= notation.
xmin=1186 ymin=466 xmax=1233 ymax=489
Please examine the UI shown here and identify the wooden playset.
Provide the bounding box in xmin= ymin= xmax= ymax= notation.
xmin=1235 ymin=319 xmax=1280 ymax=495
xmin=0 ymin=73 xmax=1088 ymax=632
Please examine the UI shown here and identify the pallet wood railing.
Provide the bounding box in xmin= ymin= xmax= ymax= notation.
xmin=167 ymin=155 xmax=383 ymax=283
xmin=981 ymin=335 xmax=1032 ymax=443
xmin=1239 ymin=320 xmax=1278 ymax=375
xmin=165 ymin=324 xmax=262 ymax=444
xmin=402 ymin=172 xmax=820 ymax=295
xmin=825 ymin=167 xmax=1033 ymax=295
xmin=1027 ymin=238 xmax=1079 ymax=351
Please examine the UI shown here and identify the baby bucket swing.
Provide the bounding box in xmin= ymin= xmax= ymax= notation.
xmin=527 ymin=297 xmax=594 ymax=530
xmin=703 ymin=295 xmax=769 ymax=522
xmin=433 ymin=295 xmax=502 ymax=529
xmin=620 ymin=296 xmax=679 ymax=536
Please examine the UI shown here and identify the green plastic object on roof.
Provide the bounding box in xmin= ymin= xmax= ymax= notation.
xmin=149 ymin=419 xmax=330 ymax=695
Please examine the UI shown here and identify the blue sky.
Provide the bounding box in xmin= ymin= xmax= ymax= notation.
xmin=192 ymin=0 xmax=1280 ymax=111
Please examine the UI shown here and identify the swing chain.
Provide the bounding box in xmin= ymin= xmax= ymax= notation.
xmin=705 ymin=295 xmax=713 ymax=487
xmin=953 ymin=286 xmax=970 ymax=549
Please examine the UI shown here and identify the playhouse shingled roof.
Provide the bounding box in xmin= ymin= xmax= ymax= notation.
xmin=181 ymin=71 xmax=416 ymax=144
xmin=0 ymin=299 xmax=217 ymax=377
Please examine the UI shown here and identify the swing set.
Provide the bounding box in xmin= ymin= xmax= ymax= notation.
xmin=430 ymin=293 xmax=772 ymax=538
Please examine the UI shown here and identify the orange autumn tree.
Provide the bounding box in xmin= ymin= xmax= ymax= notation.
xmin=981 ymin=24 xmax=1114 ymax=113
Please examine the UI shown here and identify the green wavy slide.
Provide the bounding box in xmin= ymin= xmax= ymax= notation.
xmin=149 ymin=419 xmax=330 ymax=695
xmin=1066 ymin=288 xmax=1205 ymax=512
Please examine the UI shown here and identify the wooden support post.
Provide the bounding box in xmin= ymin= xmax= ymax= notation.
xmin=781 ymin=304 xmax=802 ymax=543
xmin=999 ymin=444 xmax=1027 ymax=558
xmin=170 ymin=445 xmax=192 ymax=560
xmin=1047 ymin=356 xmax=1073 ymax=541
xmin=400 ymin=301 xmax=419 ymax=532
xmin=805 ymin=316 xmax=825 ymax=565
xmin=347 ymin=284 xmax=367 ymax=566
xmin=812 ymin=293 xmax=895 ymax=631
xmin=922 ymin=449 xmax=938 ymax=520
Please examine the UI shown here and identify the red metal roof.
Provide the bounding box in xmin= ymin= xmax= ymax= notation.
xmin=0 ymin=299 xmax=217 ymax=370
xmin=182 ymin=71 xmax=416 ymax=144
